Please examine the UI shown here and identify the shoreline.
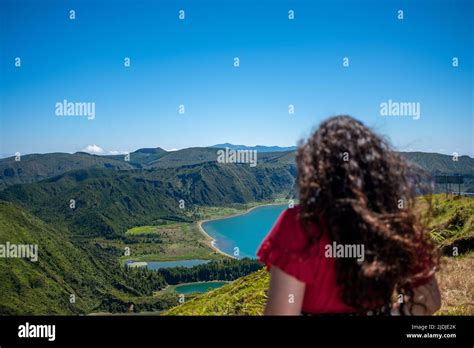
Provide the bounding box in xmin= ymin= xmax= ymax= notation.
xmin=197 ymin=201 xmax=288 ymax=258
xmin=197 ymin=219 xmax=236 ymax=259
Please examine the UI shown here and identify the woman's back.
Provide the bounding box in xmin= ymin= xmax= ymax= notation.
xmin=260 ymin=115 xmax=440 ymax=315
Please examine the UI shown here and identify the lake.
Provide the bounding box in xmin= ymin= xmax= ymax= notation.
xmin=202 ymin=204 xmax=287 ymax=258
xmin=174 ymin=281 xmax=229 ymax=294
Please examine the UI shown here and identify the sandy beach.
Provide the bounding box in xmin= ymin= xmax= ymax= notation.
xmin=197 ymin=219 xmax=236 ymax=258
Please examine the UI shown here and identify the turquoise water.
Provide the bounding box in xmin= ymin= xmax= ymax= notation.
xmin=146 ymin=259 xmax=210 ymax=270
xmin=202 ymin=204 xmax=287 ymax=258
xmin=174 ymin=281 xmax=228 ymax=294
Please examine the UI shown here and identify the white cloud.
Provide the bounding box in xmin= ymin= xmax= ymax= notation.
xmin=81 ymin=144 xmax=104 ymax=154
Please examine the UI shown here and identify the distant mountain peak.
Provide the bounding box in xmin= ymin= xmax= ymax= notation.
xmin=133 ymin=147 xmax=167 ymax=154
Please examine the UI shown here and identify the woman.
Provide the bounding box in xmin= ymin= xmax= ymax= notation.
xmin=257 ymin=115 xmax=441 ymax=315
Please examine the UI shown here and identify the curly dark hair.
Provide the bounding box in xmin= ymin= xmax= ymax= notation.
xmin=297 ymin=115 xmax=439 ymax=315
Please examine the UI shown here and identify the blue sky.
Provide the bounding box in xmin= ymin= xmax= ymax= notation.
xmin=1 ymin=0 xmax=472 ymax=156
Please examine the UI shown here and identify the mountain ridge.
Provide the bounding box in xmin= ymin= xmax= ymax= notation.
xmin=1 ymin=146 xmax=472 ymax=191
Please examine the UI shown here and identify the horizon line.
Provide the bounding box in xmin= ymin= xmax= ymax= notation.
xmin=0 ymin=145 xmax=472 ymax=160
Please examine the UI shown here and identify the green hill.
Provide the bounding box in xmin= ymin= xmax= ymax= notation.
xmin=147 ymin=147 xmax=219 ymax=168
xmin=0 ymin=152 xmax=134 ymax=190
xmin=0 ymin=201 xmax=99 ymax=314
xmin=105 ymin=147 xmax=168 ymax=167
xmin=400 ymin=152 xmax=474 ymax=192
xmin=400 ymin=152 xmax=474 ymax=175
xmin=2 ymin=148 xmax=472 ymax=193
xmin=147 ymin=148 xmax=298 ymax=169
xmin=0 ymin=201 xmax=175 ymax=315
xmin=0 ymin=168 xmax=185 ymax=238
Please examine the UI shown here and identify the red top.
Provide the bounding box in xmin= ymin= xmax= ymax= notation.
xmin=257 ymin=206 xmax=356 ymax=314
xmin=257 ymin=206 xmax=435 ymax=314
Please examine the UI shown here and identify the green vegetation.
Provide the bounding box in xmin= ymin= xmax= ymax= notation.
xmin=120 ymin=221 xmax=223 ymax=263
xmin=400 ymin=152 xmax=474 ymax=192
xmin=105 ymin=147 xmax=168 ymax=167
xmin=157 ymin=281 xmax=230 ymax=297
xmin=400 ymin=152 xmax=474 ymax=175
xmin=156 ymin=258 xmax=262 ymax=285
xmin=0 ymin=200 xmax=265 ymax=314
xmin=2 ymin=148 xmax=473 ymax=193
xmin=0 ymin=201 xmax=171 ymax=315
xmin=117 ymin=221 xmax=223 ymax=264
xmin=163 ymin=269 xmax=270 ymax=315
xmin=0 ymin=152 xmax=134 ymax=190
xmin=426 ymin=195 xmax=474 ymax=255
xmin=0 ymin=202 xmax=264 ymax=315
xmin=126 ymin=224 xmax=184 ymax=235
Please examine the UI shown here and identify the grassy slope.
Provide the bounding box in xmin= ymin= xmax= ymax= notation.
xmin=164 ymin=195 xmax=474 ymax=316
xmin=0 ymin=201 xmax=102 ymax=314
xmin=437 ymin=252 xmax=474 ymax=315
xmin=429 ymin=195 xmax=474 ymax=254
xmin=0 ymin=152 xmax=134 ymax=190
xmin=163 ymin=269 xmax=269 ymax=315
xmin=400 ymin=152 xmax=474 ymax=175
xmin=116 ymin=221 xmax=224 ymax=263
xmin=0 ymin=201 xmax=174 ymax=315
